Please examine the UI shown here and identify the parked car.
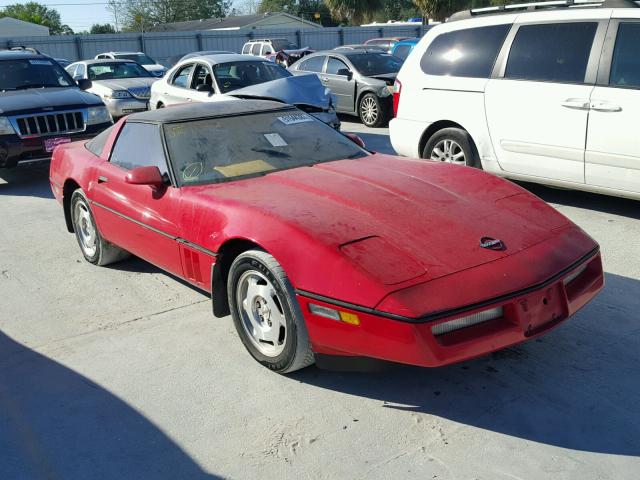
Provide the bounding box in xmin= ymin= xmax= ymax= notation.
xmin=363 ymin=36 xmax=411 ymax=52
xmin=0 ymin=50 xmax=112 ymax=168
xmin=173 ymin=50 xmax=234 ymax=64
xmin=66 ymin=59 xmax=157 ymax=118
xmin=49 ymin=100 xmax=604 ymax=373
xmin=290 ymin=50 xmax=402 ymax=127
xmin=390 ymin=38 xmax=420 ymax=61
xmin=150 ymin=54 xmax=340 ymax=130
xmin=391 ymin=0 xmax=640 ymax=200
xmin=333 ymin=45 xmax=387 ymax=52
xmin=241 ymin=38 xmax=298 ymax=58
xmin=94 ymin=52 xmax=167 ymax=77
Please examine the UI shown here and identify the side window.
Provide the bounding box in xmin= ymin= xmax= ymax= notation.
xmin=298 ymin=55 xmax=325 ymax=73
xmin=172 ymin=63 xmax=194 ymax=88
xmin=505 ymin=22 xmax=597 ymax=83
xmin=250 ymin=43 xmax=261 ymax=55
xmin=66 ymin=64 xmax=78 ymax=77
xmin=242 ymin=43 xmax=251 ymax=54
xmin=262 ymin=44 xmax=274 ymax=55
xmin=610 ymin=22 xmax=640 ymax=89
xmin=326 ymin=57 xmax=349 ymax=75
xmin=76 ymin=63 xmax=86 ymax=78
xmin=85 ymin=125 xmax=115 ymax=157
xmin=421 ymin=24 xmax=510 ymax=78
xmin=110 ymin=123 xmax=169 ymax=177
xmin=393 ymin=45 xmax=411 ymax=61
xmin=191 ymin=64 xmax=212 ymax=89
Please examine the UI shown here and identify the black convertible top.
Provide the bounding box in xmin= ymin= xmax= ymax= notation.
xmin=128 ymin=99 xmax=292 ymax=123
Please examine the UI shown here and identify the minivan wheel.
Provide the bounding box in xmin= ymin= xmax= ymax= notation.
xmin=423 ymin=128 xmax=480 ymax=168
xmin=359 ymin=93 xmax=388 ymax=128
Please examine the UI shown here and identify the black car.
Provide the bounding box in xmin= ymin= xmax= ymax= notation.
xmin=0 ymin=51 xmax=113 ymax=168
xmin=289 ymin=50 xmax=402 ymax=128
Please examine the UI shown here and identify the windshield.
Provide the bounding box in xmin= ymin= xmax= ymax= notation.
xmin=115 ymin=53 xmax=155 ymax=65
xmin=349 ymin=53 xmax=402 ymax=76
xmin=0 ymin=59 xmax=74 ymax=91
xmin=88 ymin=62 xmax=151 ymax=80
xmin=164 ymin=110 xmax=367 ymax=186
xmin=213 ymin=61 xmax=291 ymax=94
xmin=271 ymin=40 xmax=298 ymax=51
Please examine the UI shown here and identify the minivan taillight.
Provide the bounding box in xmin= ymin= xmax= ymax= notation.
xmin=392 ymin=79 xmax=402 ymax=117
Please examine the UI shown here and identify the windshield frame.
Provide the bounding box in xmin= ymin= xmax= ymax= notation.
xmin=87 ymin=61 xmax=152 ymax=80
xmin=161 ymin=107 xmax=369 ymax=187
xmin=0 ymin=57 xmax=76 ymax=91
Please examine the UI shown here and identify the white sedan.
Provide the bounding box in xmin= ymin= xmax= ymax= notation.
xmin=150 ymin=53 xmax=340 ymax=129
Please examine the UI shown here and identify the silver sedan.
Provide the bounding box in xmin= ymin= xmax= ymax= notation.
xmin=66 ymin=59 xmax=158 ymax=118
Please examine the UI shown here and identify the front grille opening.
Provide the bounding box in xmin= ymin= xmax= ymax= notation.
xmin=13 ymin=111 xmax=85 ymax=137
xmin=432 ymin=306 xmax=504 ymax=336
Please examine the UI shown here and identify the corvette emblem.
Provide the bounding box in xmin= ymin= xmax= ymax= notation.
xmin=480 ymin=237 xmax=505 ymax=251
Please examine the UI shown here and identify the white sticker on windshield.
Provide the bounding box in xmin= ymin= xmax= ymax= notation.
xmin=264 ymin=133 xmax=288 ymax=147
xmin=29 ymin=60 xmax=52 ymax=65
xmin=277 ymin=112 xmax=314 ymax=125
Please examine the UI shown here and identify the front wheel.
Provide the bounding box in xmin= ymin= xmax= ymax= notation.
xmin=358 ymin=93 xmax=389 ymax=128
xmin=228 ymin=249 xmax=314 ymax=373
xmin=422 ymin=128 xmax=481 ymax=168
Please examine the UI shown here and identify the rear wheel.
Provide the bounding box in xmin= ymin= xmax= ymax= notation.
xmin=71 ymin=189 xmax=129 ymax=266
xmin=359 ymin=93 xmax=388 ymax=128
xmin=423 ymin=128 xmax=480 ymax=168
xmin=228 ymin=249 xmax=314 ymax=373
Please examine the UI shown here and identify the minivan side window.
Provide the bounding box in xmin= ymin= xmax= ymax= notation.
xmin=505 ymin=22 xmax=597 ymax=83
xmin=242 ymin=44 xmax=251 ymax=54
xmin=610 ymin=23 xmax=640 ymax=89
xmin=250 ymin=43 xmax=261 ymax=56
xmin=110 ymin=123 xmax=169 ymax=177
xmin=420 ymin=24 xmax=510 ymax=78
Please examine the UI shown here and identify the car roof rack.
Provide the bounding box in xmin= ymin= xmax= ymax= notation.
xmin=0 ymin=46 xmax=43 ymax=54
xmin=448 ymin=0 xmax=639 ymax=21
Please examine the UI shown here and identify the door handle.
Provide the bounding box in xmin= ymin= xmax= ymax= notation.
xmin=561 ymin=99 xmax=590 ymax=110
xmin=590 ymin=101 xmax=622 ymax=112
xmin=97 ymin=175 xmax=108 ymax=184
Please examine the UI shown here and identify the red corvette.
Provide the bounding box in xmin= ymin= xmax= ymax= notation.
xmin=50 ymin=100 xmax=604 ymax=373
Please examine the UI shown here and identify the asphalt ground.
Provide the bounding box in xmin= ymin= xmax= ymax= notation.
xmin=0 ymin=119 xmax=638 ymax=479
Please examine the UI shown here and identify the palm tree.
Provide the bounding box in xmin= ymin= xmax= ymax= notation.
xmin=324 ymin=0 xmax=384 ymax=25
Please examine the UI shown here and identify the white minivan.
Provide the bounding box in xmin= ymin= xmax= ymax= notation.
xmin=390 ymin=0 xmax=640 ymax=200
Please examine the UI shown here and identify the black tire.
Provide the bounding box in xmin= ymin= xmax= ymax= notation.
xmin=70 ymin=189 xmax=129 ymax=266
xmin=358 ymin=92 xmax=389 ymax=128
xmin=227 ymin=249 xmax=314 ymax=373
xmin=422 ymin=127 xmax=481 ymax=168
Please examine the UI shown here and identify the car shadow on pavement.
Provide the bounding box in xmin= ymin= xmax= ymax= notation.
xmin=0 ymin=161 xmax=54 ymax=199
xmin=0 ymin=330 xmax=220 ymax=479
xmin=291 ymin=272 xmax=640 ymax=457
xmin=519 ymin=181 xmax=640 ymax=220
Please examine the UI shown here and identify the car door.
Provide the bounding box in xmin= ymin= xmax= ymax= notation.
xmin=322 ymin=56 xmax=356 ymax=112
xmin=89 ymin=121 xmax=184 ymax=276
xmin=586 ymin=19 xmax=640 ymax=195
xmin=485 ymin=16 xmax=608 ymax=183
xmin=162 ymin=62 xmax=195 ymax=106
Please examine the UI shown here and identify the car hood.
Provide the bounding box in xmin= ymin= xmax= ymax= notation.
xmin=143 ymin=64 xmax=166 ymax=72
xmin=93 ymin=77 xmax=157 ymax=91
xmin=0 ymin=87 xmax=103 ymax=115
xmin=202 ymin=154 xmax=571 ymax=285
xmin=229 ymin=74 xmax=332 ymax=110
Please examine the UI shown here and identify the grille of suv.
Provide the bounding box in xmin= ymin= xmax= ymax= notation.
xmin=12 ymin=111 xmax=85 ymax=138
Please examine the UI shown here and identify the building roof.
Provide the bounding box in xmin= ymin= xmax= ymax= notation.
xmin=0 ymin=17 xmax=50 ymax=34
xmin=128 ymin=99 xmax=291 ymax=123
xmin=149 ymin=12 xmax=321 ymax=32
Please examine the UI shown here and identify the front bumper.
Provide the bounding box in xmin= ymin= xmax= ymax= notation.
xmin=298 ymin=251 xmax=603 ymax=367
xmin=0 ymin=122 xmax=111 ymax=168
xmin=103 ymin=97 xmax=149 ymax=118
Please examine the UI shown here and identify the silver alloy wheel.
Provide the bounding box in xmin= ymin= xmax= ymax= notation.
xmin=236 ymin=270 xmax=287 ymax=357
xmin=361 ymin=96 xmax=379 ymax=125
xmin=430 ymin=139 xmax=466 ymax=165
xmin=74 ymin=201 xmax=97 ymax=257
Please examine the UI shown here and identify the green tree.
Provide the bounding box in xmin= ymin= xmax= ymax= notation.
xmin=90 ymin=23 xmax=116 ymax=34
xmin=257 ymin=0 xmax=334 ymax=25
xmin=0 ymin=2 xmax=73 ymax=34
xmin=323 ymin=0 xmax=385 ymax=25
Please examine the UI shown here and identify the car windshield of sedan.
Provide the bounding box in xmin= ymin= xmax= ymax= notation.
xmin=115 ymin=53 xmax=155 ymax=64
xmin=0 ymin=59 xmax=74 ymax=91
xmin=349 ymin=53 xmax=403 ymax=76
xmin=88 ymin=62 xmax=151 ymax=80
xmin=213 ymin=61 xmax=291 ymax=93
xmin=164 ymin=110 xmax=367 ymax=186
xmin=271 ymin=40 xmax=298 ymax=51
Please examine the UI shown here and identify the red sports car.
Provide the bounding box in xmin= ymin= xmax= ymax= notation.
xmin=49 ymin=100 xmax=604 ymax=373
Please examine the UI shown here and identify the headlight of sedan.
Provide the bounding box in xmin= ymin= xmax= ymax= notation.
xmin=0 ymin=116 xmax=16 ymax=135
xmin=108 ymin=90 xmax=132 ymax=99
xmin=87 ymin=106 xmax=113 ymax=125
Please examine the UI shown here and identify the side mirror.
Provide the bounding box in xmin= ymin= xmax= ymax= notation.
xmin=337 ymin=68 xmax=353 ymax=80
xmin=345 ymin=133 xmax=365 ymax=149
xmin=195 ymin=84 xmax=213 ymax=93
xmin=77 ymin=78 xmax=92 ymax=90
xmin=125 ymin=166 xmax=165 ymax=188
